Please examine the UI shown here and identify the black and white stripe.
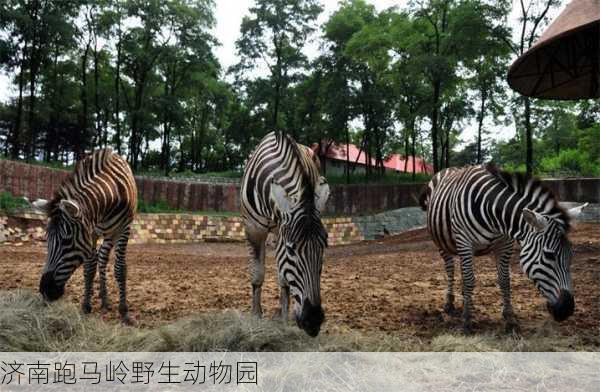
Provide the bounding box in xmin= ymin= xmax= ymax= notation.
xmin=34 ymin=149 xmax=137 ymax=324
xmin=420 ymin=164 xmax=584 ymax=331
xmin=241 ymin=132 xmax=329 ymax=337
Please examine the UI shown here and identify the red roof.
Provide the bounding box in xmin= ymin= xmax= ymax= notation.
xmin=384 ymin=154 xmax=433 ymax=174
xmin=313 ymin=141 xmax=433 ymax=174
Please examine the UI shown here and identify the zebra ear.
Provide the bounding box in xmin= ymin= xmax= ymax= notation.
xmin=270 ymin=183 xmax=293 ymax=214
xmin=523 ymin=208 xmax=548 ymax=232
xmin=59 ymin=199 xmax=82 ymax=219
xmin=315 ymin=179 xmax=330 ymax=213
xmin=32 ymin=199 xmax=50 ymax=214
xmin=567 ymin=202 xmax=588 ymax=220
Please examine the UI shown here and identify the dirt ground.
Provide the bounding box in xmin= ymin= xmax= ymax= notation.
xmin=1 ymin=223 xmax=599 ymax=343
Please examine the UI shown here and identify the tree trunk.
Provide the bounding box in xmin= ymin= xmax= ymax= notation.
xmin=27 ymin=56 xmax=37 ymax=161
xmin=25 ymin=4 xmax=39 ymax=161
xmin=197 ymin=105 xmax=209 ymax=172
xmin=273 ymin=75 xmax=281 ymax=131
xmin=345 ymin=126 xmax=350 ymax=184
xmin=477 ymin=90 xmax=487 ymax=164
xmin=79 ymin=41 xmax=91 ymax=160
xmin=161 ymin=78 xmax=171 ymax=175
xmin=10 ymin=54 xmax=26 ymax=159
xmin=411 ymin=123 xmax=417 ymax=181
xmin=524 ymin=97 xmax=533 ymax=176
xmin=431 ymin=80 xmax=441 ymax=172
xmin=114 ymin=35 xmax=122 ymax=154
xmin=93 ymin=46 xmax=102 ymax=146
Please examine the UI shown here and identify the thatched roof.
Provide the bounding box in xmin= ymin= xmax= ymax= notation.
xmin=508 ymin=0 xmax=600 ymax=99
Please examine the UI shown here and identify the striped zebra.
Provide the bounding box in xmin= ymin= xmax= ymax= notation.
xmin=241 ymin=132 xmax=330 ymax=337
xmin=33 ymin=149 xmax=137 ymax=324
xmin=420 ymin=164 xmax=586 ymax=332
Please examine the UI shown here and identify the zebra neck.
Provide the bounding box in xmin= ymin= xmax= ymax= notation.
xmin=511 ymin=209 xmax=539 ymax=244
xmin=491 ymin=198 xmax=537 ymax=244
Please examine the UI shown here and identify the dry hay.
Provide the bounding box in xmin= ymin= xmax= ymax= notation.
xmin=0 ymin=290 xmax=595 ymax=352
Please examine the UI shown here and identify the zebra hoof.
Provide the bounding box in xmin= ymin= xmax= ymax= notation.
xmin=462 ymin=322 xmax=474 ymax=335
xmin=271 ymin=309 xmax=287 ymax=322
xmin=443 ymin=303 xmax=460 ymax=317
xmin=81 ymin=303 xmax=92 ymax=314
xmin=121 ymin=315 xmax=136 ymax=326
xmin=504 ymin=320 xmax=521 ymax=334
xmin=100 ymin=303 xmax=112 ymax=312
xmin=251 ymin=307 xmax=263 ymax=319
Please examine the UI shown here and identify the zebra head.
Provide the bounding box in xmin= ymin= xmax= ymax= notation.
xmin=270 ymin=181 xmax=329 ymax=337
xmin=520 ymin=204 xmax=587 ymax=322
xmin=33 ymin=198 xmax=94 ymax=302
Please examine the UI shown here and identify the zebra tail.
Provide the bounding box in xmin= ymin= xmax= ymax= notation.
xmin=418 ymin=187 xmax=429 ymax=211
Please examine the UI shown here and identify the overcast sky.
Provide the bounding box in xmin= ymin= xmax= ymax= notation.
xmin=213 ymin=0 xmax=403 ymax=70
xmin=0 ymin=0 xmax=567 ymax=145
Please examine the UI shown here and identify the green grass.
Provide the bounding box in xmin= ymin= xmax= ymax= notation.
xmin=136 ymin=199 xmax=239 ymax=216
xmin=325 ymin=171 xmax=431 ymax=185
xmin=136 ymin=169 xmax=243 ymax=179
xmin=0 ymin=156 xmax=73 ymax=171
xmin=0 ymin=290 xmax=595 ymax=352
xmin=0 ymin=191 xmax=30 ymax=214
xmin=201 ymin=170 xmax=243 ymax=178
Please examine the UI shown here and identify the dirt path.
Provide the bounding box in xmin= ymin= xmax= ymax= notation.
xmin=1 ymin=224 xmax=599 ymax=343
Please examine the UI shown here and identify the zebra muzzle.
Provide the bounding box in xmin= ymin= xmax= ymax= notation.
xmin=547 ymin=290 xmax=575 ymax=322
xmin=295 ymin=299 xmax=325 ymax=337
xmin=39 ymin=272 xmax=65 ymax=302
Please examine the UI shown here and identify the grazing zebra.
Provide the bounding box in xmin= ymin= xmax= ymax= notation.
xmin=33 ymin=149 xmax=137 ymax=324
xmin=420 ymin=164 xmax=586 ymax=332
xmin=241 ymin=131 xmax=330 ymax=337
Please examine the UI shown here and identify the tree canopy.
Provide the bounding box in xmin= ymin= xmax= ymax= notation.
xmin=0 ymin=0 xmax=597 ymax=180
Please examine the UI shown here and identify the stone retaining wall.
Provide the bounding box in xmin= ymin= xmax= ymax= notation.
xmin=0 ymin=211 xmax=367 ymax=247
xmin=1 ymin=203 xmax=595 ymax=248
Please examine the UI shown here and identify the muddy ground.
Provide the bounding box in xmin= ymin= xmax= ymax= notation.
xmin=1 ymin=223 xmax=599 ymax=344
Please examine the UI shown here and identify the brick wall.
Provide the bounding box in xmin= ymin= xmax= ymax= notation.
xmin=1 ymin=159 xmax=598 ymax=215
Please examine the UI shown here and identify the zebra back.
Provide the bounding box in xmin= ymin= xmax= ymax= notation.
xmin=241 ymin=132 xmax=324 ymax=231
xmin=48 ymin=149 xmax=137 ymax=233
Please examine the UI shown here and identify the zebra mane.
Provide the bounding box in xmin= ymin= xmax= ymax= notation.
xmin=484 ymin=163 xmax=571 ymax=231
xmin=280 ymin=133 xmax=328 ymax=246
xmin=281 ymin=133 xmax=318 ymax=206
xmin=47 ymin=149 xmax=114 ymax=216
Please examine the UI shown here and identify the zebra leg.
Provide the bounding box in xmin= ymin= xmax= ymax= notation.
xmin=279 ymin=285 xmax=290 ymax=321
xmin=114 ymin=228 xmax=133 ymax=325
xmin=457 ymin=241 xmax=475 ymax=334
xmin=97 ymin=238 xmax=114 ymax=311
xmin=82 ymin=254 xmax=98 ymax=314
xmin=494 ymin=242 xmax=519 ymax=332
xmin=273 ymin=280 xmax=290 ymax=322
xmin=440 ymin=250 xmax=457 ymax=315
xmin=247 ymin=230 xmax=267 ymax=318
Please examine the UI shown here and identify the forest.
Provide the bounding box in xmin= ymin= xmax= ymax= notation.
xmin=0 ymin=0 xmax=598 ymax=180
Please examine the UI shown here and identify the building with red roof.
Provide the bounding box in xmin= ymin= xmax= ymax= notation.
xmin=312 ymin=141 xmax=433 ymax=176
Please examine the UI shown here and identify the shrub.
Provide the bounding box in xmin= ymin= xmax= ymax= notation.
xmin=137 ymin=199 xmax=176 ymax=214
xmin=501 ymin=163 xmax=527 ymax=174
xmin=0 ymin=192 xmax=29 ymax=214
xmin=540 ymin=149 xmax=599 ymax=177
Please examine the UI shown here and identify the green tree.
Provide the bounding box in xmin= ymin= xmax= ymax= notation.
xmin=409 ymin=0 xmax=510 ymax=172
xmin=234 ymin=0 xmax=322 ymax=131
xmin=502 ymin=0 xmax=561 ymax=175
xmin=156 ymin=0 xmax=217 ymax=174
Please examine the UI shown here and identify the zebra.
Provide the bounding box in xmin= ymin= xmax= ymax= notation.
xmin=419 ymin=164 xmax=586 ymax=332
xmin=241 ymin=131 xmax=330 ymax=337
xmin=32 ymin=149 xmax=137 ymax=324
